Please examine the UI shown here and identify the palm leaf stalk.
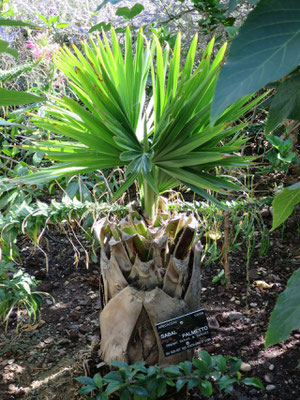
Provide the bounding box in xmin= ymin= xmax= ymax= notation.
xmin=19 ymin=27 xmax=266 ymax=365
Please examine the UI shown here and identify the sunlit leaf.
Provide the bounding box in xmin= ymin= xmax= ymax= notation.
xmin=271 ymin=184 xmax=300 ymax=231
xmin=243 ymin=377 xmax=264 ymax=389
xmin=116 ymin=4 xmax=144 ymax=20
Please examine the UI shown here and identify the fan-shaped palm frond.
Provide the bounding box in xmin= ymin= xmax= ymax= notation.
xmin=20 ymin=27 xmax=266 ymax=219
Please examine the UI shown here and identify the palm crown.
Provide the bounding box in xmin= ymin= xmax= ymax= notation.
xmin=22 ymin=27 xmax=265 ymax=219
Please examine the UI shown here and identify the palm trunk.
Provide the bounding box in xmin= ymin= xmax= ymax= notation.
xmin=94 ymin=204 xmax=203 ymax=366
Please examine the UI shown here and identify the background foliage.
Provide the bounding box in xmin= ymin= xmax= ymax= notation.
xmin=0 ymin=0 xmax=299 ymax=386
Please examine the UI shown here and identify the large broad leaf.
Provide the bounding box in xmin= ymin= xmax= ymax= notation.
xmin=0 ymin=87 xmax=44 ymax=106
xmin=270 ymin=182 xmax=300 ymax=231
xmin=266 ymin=71 xmax=300 ymax=133
xmin=265 ymin=267 xmax=300 ymax=347
xmin=212 ymin=0 xmax=300 ymax=121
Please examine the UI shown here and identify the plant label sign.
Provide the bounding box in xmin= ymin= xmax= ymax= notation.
xmin=155 ymin=309 xmax=212 ymax=357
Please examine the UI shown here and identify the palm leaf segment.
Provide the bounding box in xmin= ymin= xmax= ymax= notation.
xmin=22 ymin=28 xmax=264 ymax=218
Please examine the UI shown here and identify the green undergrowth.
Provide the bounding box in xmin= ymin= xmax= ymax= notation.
xmin=0 ymin=190 xmax=272 ymax=264
xmin=76 ymin=351 xmax=264 ymax=399
xmin=0 ymin=182 xmax=272 ymax=332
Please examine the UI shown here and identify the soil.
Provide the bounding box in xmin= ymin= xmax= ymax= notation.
xmin=0 ymin=207 xmax=300 ymax=400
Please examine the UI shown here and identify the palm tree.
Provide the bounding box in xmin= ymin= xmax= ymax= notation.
xmin=21 ymin=27 xmax=265 ymax=365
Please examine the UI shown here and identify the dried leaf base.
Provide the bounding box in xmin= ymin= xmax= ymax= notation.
xmin=94 ymin=205 xmax=203 ymax=366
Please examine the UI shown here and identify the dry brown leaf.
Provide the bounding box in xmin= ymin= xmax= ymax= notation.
xmin=254 ymin=280 xmax=273 ymax=290
xmin=22 ymin=320 xmax=46 ymax=332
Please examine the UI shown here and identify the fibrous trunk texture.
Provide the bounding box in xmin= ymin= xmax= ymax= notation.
xmin=94 ymin=202 xmax=202 ymax=366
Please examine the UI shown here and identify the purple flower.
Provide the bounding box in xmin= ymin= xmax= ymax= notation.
xmin=49 ymin=8 xmax=58 ymax=15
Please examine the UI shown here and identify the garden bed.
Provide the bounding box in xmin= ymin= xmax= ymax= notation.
xmin=0 ymin=205 xmax=299 ymax=400
xmin=1 ymin=1 xmax=300 ymax=399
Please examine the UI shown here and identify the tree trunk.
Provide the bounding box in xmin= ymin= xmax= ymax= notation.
xmin=94 ymin=207 xmax=203 ymax=366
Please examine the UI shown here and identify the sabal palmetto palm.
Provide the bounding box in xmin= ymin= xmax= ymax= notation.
xmin=22 ymin=27 xmax=265 ymax=365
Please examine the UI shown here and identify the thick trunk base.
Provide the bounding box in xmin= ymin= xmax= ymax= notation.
xmin=94 ymin=212 xmax=203 ymax=366
xmin=100 ymin=286 xmax=192 ymax=365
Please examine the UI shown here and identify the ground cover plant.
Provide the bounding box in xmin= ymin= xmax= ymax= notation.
xmin=76 ymin=352 xmax=263 ymax=399
xmin=0 ymin=0 xmax=299 ymax=399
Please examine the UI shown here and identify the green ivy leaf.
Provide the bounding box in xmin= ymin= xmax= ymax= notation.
xmin=193 ymin=358 xmax=209 ymax=376
xmin=79 ymin=384 xmax=97 ymax=394
xmin=278 ymin=152 xmax=296 ymax=163
xmin=176 ymin=378 xmax=186 ymax=392
xmin=212 ymin=0 xmax=300 ymax=120
xmin=163 ymin=365 xmax=182 ymax=376
xmin=128 ymin=385 xmax=149 ymax=397
xmin=187 ymin=378 xmax=199 ymax=390
xmin=179 ymin=361 xmax=193 ymax=375
xmin=224 ymin=383 xmax=234 ymax=394
xmin=116 ymin=4 xmax=144 ymax=20
xmin=104 ymin=371 xmax=123 ymax=382
xmin=157 ymin=380 xmax=167 ymax=397
xmin=75 ymin=376 xmax=96 ymax=386
xmin=109 ymin=361 xmax=130 ymax=370
xmin=243 ymin=377 xmax=264 ymax=389
xmin=165 ymin=379 xmax=175 ymax=387
xmin=105 ymin=381 xmax=124 ymax=395
xmin=218 ymin=375 xmax=237 ymax=391
xmin=120 ymin=389 xmax=131 ymax=400
xmin=97 ymin=393 xmax=108 ymax=400
xmin=199 ymin=380 xmax=213 ymax=398
xmin=267 ymin=135 xmax=292 ymax=153
xmin=147 ymin=366 xmax=160 ymax=376
xmin=130 ymin=361 xmax=147 ymax=373
xmin=93 ymin=373 xmax=103 ymax=388
xmin=214 ymin=355 xmax=227 ymax=372
xmin=198 ymin=351 xmax=212 ymax=368
xmin=265 ymin=267 xmax=300 ymax=347
xmin=228 ymin=358 xmax=242 ymax=374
